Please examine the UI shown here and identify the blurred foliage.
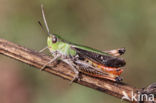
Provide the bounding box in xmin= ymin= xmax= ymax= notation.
xmin=0 ymin=0 xmax=156 ymax=103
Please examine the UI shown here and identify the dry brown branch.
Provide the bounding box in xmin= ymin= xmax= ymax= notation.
xmin=0 ymin=38 xmax=155 ymax=103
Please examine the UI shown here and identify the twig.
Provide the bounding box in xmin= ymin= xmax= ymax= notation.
xmin=0 ymin=38 xmax=155 ymax=103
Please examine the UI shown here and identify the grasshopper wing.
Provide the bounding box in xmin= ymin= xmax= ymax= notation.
xmin=72 ymin=47 xmax=126 ymax=68
xmin=103 ymin=48 xmax=126 ymax=56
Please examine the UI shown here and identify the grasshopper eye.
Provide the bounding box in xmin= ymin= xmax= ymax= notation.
xmin=52 ymin=36 xmax=57 ymax=43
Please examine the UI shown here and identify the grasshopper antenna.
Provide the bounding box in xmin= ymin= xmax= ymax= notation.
xmin=41 ymin=4 xmax=50 ymax=35
xmin=38 ymin=21 xmax=47 ymax=34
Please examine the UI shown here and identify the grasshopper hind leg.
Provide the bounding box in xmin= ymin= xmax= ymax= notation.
xmin=115 ymin=76 xmax=123 ymax=82
xmin=74 ymin=60 xmax=122 ymax=82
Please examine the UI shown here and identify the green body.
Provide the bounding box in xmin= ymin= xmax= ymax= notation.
xmin=47 ymin=34 xmax=76 ymax=56
xmin=47 ymin=34 xmax=109 ymax=57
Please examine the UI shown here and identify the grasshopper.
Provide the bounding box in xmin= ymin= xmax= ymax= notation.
xmin=39 ymin=5 xmax=126 ymax=82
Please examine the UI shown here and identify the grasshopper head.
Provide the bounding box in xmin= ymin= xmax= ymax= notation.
xmin=47 ymin=34 xmax=62 ymax=51
xmin=41 ymin=5 xmax=66 ymax=52
xmin=48 ymin=34 xmax=58 ymax=44
xmin=40 ymin=5 xmax=60 ymax=51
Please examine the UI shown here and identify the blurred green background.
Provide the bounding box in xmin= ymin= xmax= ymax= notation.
xmin=0 ymin=0 xmax=156 ymax=103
